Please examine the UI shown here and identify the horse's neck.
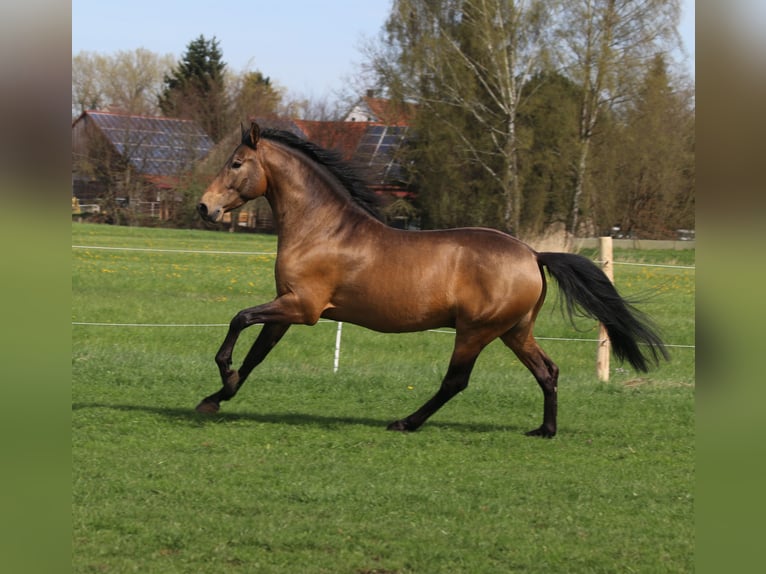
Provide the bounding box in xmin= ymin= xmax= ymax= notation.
xmin=262 ymin=142 xmax=373 ymax=240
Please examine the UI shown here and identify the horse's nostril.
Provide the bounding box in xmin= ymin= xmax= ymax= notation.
xmin=197 ymin=203 xmax=208 ymax=217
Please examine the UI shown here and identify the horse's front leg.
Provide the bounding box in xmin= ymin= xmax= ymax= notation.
xmin=196 ymin=296 xmax=306 ymax=413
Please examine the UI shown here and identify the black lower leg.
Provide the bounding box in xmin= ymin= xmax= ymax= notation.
xmin=525 ymin=356 xmax=559 ymax=438
xmin=388 ymin=360 xmax=475 ymax=432
xmin=196 ymin=322 xmax=290 ymax=413
xmin=237 ymin=323 xmax=290 ymax=381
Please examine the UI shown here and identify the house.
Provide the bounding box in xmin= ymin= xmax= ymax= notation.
xmin=344 ymin=90 xmax=416 ymax=126
xmin=342 ymin=93 xmax=416 ymax=202
xmin=219 ymin=100 xmax=417 ymax=230
xmin=71 ymin=96 xmax=416 ymax=228
xmin=292 ymin=118 xmax=410 ymax=192
xmin=72 ymin=110 xmax=214 ymax=219
xmin=253 ymin=116 xmax=410 ymax=185
xmin=291 ymin=117 xmax=415 ymax=226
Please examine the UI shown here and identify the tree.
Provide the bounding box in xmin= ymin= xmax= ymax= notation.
xmin=72 ymin=122 xmax=148 ymax=226
xmin=229 ymin=70 xmax=282 ymax=122
xmin=159 ymin=35 xmax=228 ymax=142
xmin=72 ymin=49 xmax=174 ymax=117
xmin=516 ymin=71 xmax=582 ymax=235
xmin=610 ymin=53 xmax=695 ymax=237
xmin=372 ymin=0 xmax=555 ymax=232
xmin=556 ymin=0 xmax=681 ymax=235
xmin=72 ymin=52 xmax=105 ymax=115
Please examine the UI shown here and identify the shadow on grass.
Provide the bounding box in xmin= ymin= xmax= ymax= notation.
xmin=72 ymin=401 xmax=527 ymax=434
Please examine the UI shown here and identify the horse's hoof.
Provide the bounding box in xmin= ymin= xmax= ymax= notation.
xmin=195 ymin=400 xmax=220 ymax=414
xmin=387 ymin=419 xmax=414 ymax=432
xmin=525 ymin=426 xmax=556 ymax=438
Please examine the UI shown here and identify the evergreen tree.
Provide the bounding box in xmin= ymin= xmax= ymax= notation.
xmin=159 ymin=35 xmax=228 ymax=142
xmin=517 ymin=71 xmax=582 ymax=235
xmin=611 ymin=53 xmax=695 ymax=238
xmin=231 ymin=71 xmax=281 ymax=122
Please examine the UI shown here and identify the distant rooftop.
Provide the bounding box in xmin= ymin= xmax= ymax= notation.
xmin=260 ymin=117 xmax=410 ymax=186
xmin=345 ymin=96 xmax=416 ymax=126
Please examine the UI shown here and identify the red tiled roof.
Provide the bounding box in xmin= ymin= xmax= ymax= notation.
xmin=292 ymin=119 xmax=370 ymax=160
xmin=362 ymin=97 xmax=416 ymax=126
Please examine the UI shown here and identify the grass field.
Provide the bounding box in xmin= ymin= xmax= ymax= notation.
xmin=72 ymin=222 xmax=694 ymax=573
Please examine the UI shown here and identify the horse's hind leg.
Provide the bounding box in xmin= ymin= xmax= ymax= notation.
xmin=387 ymin=332 xmax=487 ymax=432
xmin=501 ymin=329 xmax=560 ymax=438
xmin=196 ymin=322 xmax=291 ymax=413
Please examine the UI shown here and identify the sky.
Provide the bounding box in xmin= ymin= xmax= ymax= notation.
xmin=72 ymin=0 xmax=695 ymax=103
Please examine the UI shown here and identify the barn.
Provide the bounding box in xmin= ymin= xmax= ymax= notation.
xmin=72 ymin=110 xmax=214 ymax=221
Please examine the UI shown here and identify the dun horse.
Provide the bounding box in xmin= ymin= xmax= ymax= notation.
xmin=196 ymin=123 xmax=667 ymax=437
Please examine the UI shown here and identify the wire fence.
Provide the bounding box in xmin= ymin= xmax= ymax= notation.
xmin=70 ymin=320 xmax=695 ymax=348
xmin=72 ymin=244 xmax=696 ymax=270
xmin=72 ymin=242 xmax=695 ymax=373
xmin=72 ymin=245 xmax=276 ymax=256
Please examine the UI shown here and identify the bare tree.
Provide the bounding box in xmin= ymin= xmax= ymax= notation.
xmin=556 ymin=0 xmax=681 ymax=235
xmin=282 ymin=93 xmax=349 ymax=121
xmin=371 ymin=0 xmax=556 ymax=232
xmin=72 ymin=49 xmax=174 ymax=117
xmin=72 ymin=52 xmax=106 ymax=115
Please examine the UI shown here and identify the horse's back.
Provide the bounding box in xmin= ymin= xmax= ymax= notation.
xmin=428 ymin=227 xmax=544 ymax=327
xmin=324 ymin=225 xmax=544 ymax=332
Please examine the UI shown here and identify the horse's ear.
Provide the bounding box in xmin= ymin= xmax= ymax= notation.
xmin=243 ymin=122 xmax=260 ymax=149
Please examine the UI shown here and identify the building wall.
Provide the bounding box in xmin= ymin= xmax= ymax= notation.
xmin=345 ymin=103 xmax=376 ymax=122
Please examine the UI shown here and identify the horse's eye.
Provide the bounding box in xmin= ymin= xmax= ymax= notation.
xmin=231 ymin=159 xmax=243 ymax=169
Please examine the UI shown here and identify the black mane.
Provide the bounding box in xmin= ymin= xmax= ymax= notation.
xmin=257 ymin=128 xmax=383 ymax=221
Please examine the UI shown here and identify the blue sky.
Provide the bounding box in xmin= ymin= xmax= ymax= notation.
xmin=72 ymin=0 xmax=695 ymax=101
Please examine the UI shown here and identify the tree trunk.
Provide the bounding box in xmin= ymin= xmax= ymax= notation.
xmin=570 ymin=135 xmax=591 ymax=237
xmin=504 ymin=114 xmax=521 ymax=234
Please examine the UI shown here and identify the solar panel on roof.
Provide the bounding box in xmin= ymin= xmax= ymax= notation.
xmin=354 ymin=124 xmax=409 ymax=184
xmin=88 ymin=112 xmax=214 ymax=176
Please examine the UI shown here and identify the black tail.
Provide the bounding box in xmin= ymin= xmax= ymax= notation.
xmin=537 ymin=252 xmax=669 ymax=372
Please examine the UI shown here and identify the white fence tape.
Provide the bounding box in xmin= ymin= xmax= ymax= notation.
xmin=72 ymin=244 xmax=276 ymax=256
xmin=73 ymin=244 xmax=695 ymax=373
xmin=73 ymin=245 xmax=696 ymax=270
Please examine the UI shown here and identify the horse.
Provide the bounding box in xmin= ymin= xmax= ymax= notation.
xmin=195 ymin=122 xmax=668 ymax=437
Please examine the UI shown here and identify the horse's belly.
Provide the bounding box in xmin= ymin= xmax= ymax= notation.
xmin=319 ymin=228 xmax=542 ymax=333
xmin=321 ymin=289 xmax=454 ymax=333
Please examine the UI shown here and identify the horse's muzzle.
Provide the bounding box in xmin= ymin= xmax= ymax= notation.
xmin=197 ymin=202 xmax=222 ymax=223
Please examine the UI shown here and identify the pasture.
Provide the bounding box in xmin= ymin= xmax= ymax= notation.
xmin=72 ymin=222 xmax=694 ymax=573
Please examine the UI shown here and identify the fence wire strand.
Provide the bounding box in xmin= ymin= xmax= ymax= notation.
xmin=73 ymin=244 xmax=695 ymax=270
xmin=72 ymin=243 xmax=695 ymax=354
xmin=71 ymin=320 xmax=695 ymax=349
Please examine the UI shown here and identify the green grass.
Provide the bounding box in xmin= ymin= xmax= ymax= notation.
xmin=72 ymin=222 xmax=694 ymax=573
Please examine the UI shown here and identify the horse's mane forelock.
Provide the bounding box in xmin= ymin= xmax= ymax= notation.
xmin=259 ymin=128 xmax=383 ymax=220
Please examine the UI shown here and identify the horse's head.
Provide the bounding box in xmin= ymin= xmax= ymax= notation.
xmin=197 ymin=122 xmax=269 ymax=223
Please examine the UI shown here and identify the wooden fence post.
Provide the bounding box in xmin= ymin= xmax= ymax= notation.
xmin=597 ymin=236 xmax=614 ymax=381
